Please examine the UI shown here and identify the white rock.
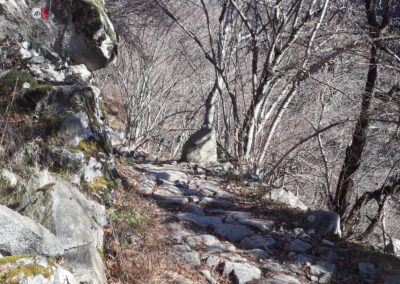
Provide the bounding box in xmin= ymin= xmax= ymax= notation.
xmin=0 ymin=205 xmax=64 ymax=257
xmin=0 ymin=169 xmax=19 ymax=190
xmin=263 ymin=188 xmax=308 ymax=210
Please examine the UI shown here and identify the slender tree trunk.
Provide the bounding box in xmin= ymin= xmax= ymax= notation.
xmin=334 ymin=44 xmax=377 ymax=218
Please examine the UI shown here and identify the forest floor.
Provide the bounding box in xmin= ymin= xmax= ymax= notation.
xmin=104 ymin=158 xmax=400 ymax=284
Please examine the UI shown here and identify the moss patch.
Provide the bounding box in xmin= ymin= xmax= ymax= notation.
xmin=0 ymin=70 xmax=51 ymax=114
xmin=109 ymin=207 xmax=146 ymax=229
xmin=73 ymin=0 xmax=117 ymax=44
xmin=84 ymin=176 xmax=117 ymax=192
xmin=0 ymin=264 xmax=53 ymax=283
xmin=71 ymin=140 xmax=100 ymax=157
xmin=0 ymin=255 xmax=35 ymax=266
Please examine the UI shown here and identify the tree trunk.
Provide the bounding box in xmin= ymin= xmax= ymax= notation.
xmin=334 ymin=44 xmax=377 ymax=219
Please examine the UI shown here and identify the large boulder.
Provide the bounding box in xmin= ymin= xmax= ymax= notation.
xmin=0 ymin=0 xmax=117 ymax=70
xmin=21 ymin=171 xmax=107 ymax=283
xmin=262 ymin=188 xmax=308 ymax=210
xmin=0 ymin=205 xmax=64 ymax=257
xmin=385 ymin=238 xmax=400 ymax=256
xmin=22 ymin=171 xmax=106 ymax=250
xmin=303 ymin=210 xmax=341 ymax=237
xmin=181 ymin=127 xmax=218 ymax=165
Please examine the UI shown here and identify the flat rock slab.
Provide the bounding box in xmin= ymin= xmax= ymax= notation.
xmin=199 ymin=182 xmax=235 ymax=199
xmin=177 ymin=212 xmax=223 ymax=228
xmin=237 ymin=218 xmax=275 ymax=232
xmin=199 ymin=197 xmax=232 ymax=209
xmin=0 ymin=205 xmax=64 ymax=257
xmin=147 ymin=168 xmax=188 ymax=183
xmin=214 ymin=224 xmax=255 ymax=243
xmin=63 ymin=245 xmax=106 ymax=284
xmin=263 ymin=262 xmax=291 ymax=273
xmin=240 ymin=235 xmax=276 ymax=250
xmin=223 ymin=261 xmax=262 ymax=284
xmin=258 ymin=274 xmax=301 ymax=284
xmin=286 ymin=239 xmax=313 ymax=253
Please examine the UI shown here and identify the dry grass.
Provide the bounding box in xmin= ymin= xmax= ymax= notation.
xmin=104 ymin=162 xmax=205 ymax=284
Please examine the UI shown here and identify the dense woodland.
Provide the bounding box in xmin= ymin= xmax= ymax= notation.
xmin=97 ymin=0 xmax=400 ymax=243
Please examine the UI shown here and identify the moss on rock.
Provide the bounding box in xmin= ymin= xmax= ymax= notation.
xmin=0 ymin=263 xmax=53 ymax=283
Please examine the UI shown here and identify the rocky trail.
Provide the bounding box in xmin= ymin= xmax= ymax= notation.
xmin=114 ymin=160 xmax=400 ymax=284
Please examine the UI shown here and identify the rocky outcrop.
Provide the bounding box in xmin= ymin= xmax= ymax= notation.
xmin=181 ymin=127 xmax=218 ymax=165
xmin=0 ymin=3 xmax=117 ymax=281
xmin=0 ymin=0 xmax=117 ymax=70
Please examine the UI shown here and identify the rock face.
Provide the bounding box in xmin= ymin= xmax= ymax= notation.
xmin=0 ymin=0 xmax=117 ymax=70
xmin=181 ymin=127 xmax=218 ymax=164
xmin=0 ymin=205 xmax=64 ymax=257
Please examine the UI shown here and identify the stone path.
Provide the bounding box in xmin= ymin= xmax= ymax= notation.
xmin=124 ymin=162 xmax=398 ymax=284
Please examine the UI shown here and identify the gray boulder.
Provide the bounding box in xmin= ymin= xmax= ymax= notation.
xmin=0 ymin=205 xmax=64 ymax=257
xmin=223 ymin=261 xmax=262 ymax=284
xmin=59 ymin=111 xmax=94 ymax=147
xmin=385 ymin=238 xmax=400 ymax=256
xmin=303 ymin=210 xmax=341 ymax=237
xmin=262 ymin=188 xmax=308 ymax=210
xmin=63 ymin=245 xmax=106 ymax=284
xmin=309 ymin=261 xmax=336 ymax=283
xmin=181 ymin=127 xmax=217 ymax=164
xmin=22 ymin=171 xmax=107 ymax=283
xmin=22 ymin=172 xmax=106 ymax=250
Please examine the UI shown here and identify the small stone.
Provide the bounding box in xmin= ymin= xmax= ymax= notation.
xmin=180 ymin=251 xmax=201 ymax=266
xmin=206 ymin=255 xmax=220 ymax=268
xmin=186 ymin=235 xmax=220 ymax=247
xmin=201 ymin=270 xmax=217 ymax=284
xmin=173 ymin=244 xmax=192 ymax=253
xmin=309 ymin=261 xmax=336 ymax=283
